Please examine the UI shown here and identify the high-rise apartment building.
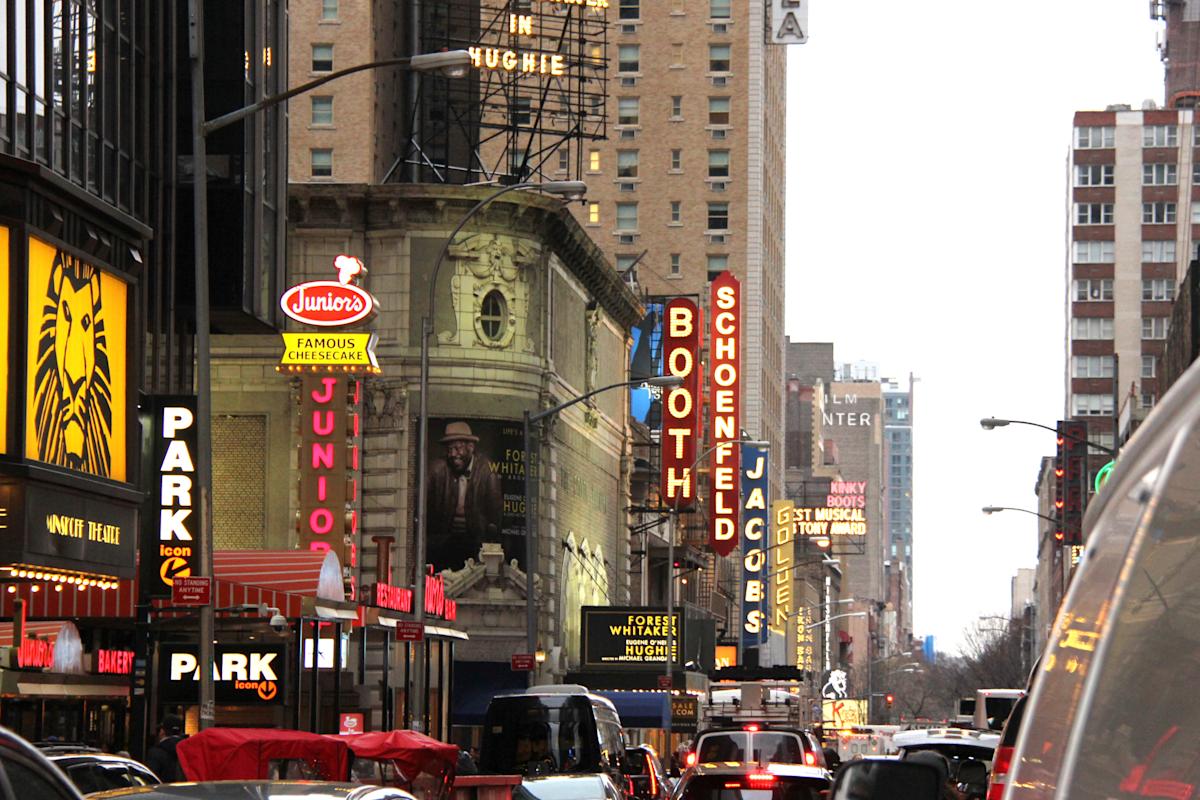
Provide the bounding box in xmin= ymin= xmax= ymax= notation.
xmin=574 ymin=0 xmax=788 ymax=501
xmin=883 ymin=376 xmax=914 ymax=635
xmin=1158 ymin=0 xmax=1200 ymax=108
xmin=1066 ymin=107 xmax=1193 ymax=455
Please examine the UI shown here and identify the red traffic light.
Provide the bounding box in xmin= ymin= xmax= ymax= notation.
xmin=885 ymin=694 xmax=895 ymax=707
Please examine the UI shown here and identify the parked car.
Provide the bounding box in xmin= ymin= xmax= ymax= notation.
xmin=624 ymin=745 xmax=669 ymax=800
xmin=89 ymin=783 xmax=416 ymax=799
xmin=672 ymin=762 xmax=831 ymax=800
xmin=35 ymin=746 xmax=161 ymax=795
xmin=688 ymin=725 xmax=823 ymax=768
xmin=891 ymin=728 xmax=999 ymax=773
xmin=0 ymin=727 xmax=87 ymax=800
xmin=1004 ymin=360 xmax=1200 ymax=799
xmin=514 ymin=774 xmax=625 ymax=800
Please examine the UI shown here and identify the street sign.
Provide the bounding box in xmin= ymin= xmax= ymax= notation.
xmin=511 ymin=653 xmax=536 ymax=671
xmin=171 ymin=576 xmax=211 ymax=606
xmin=339 ymin=713 xmax=364 ymax=735
xmin=657 ymin=675 xmax=673 ymax=689
xmin=395 ymin=621 xmax=424 ymax=642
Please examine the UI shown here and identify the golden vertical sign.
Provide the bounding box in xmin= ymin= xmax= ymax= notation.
xmin=24 ymin=237 xmax=127 ymax=481
xmin=771 ymin=499 xmax=795 ymax=633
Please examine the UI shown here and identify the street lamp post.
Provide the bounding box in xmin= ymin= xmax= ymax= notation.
xmin=186 ymin=1 xmax=469 ymax=729
xmin=981 ymin=506 xmax=1060 ymax=525
xmin=410 ymin=180 xmax=587 ymax=731
xmin=980 ymin=417 xmax=1116 ymax=455
xmin=522 ymin=375 xmax=683 ymax=657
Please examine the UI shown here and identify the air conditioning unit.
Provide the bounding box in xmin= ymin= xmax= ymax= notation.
xmin=620 ymin=129 xmax=637 ymax=139
xmin=712 ymin=76 xmax=727 ymax=86
xmin=708 ymin=234 xmax=727 ymax=243
xmin=711 ymin=129 xmax=727 ymax=140
xmin=618 ymin=234 xmax=636 ymax=244
xmin=620 ymin=77 xmax=637 ymax=87
xmin=710 ymin=181 xmax=727 ymax=192
xmin=618 ymin=182 xmax=636 ymax=192
xmin=712 ymin=23 xmax=729 ymax=33
xmin=621 ymin=23 xmax=637 ymax=33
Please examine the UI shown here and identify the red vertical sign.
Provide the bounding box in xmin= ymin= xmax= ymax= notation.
xmin=709 ymin=272 xmax=741 ymax=556
xmin=299 ymin=376 xmax=350 ymax=574
xmin=661 ymin=299 xmax=703 ymax=508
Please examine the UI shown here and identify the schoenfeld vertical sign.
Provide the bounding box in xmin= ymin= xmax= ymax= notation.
xmin=709 ymin=272 xmax=740 ymax=557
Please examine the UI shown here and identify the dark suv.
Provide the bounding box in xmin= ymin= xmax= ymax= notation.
xmin=689 ymin=726 xmax=823 ymax=769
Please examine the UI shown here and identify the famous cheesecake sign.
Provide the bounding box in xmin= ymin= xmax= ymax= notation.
xmin=280 ymin=255 xmax=377 ymax=327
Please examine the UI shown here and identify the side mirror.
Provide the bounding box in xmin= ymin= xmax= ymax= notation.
xmin=830 ymin=759 xmax=943 ymax=800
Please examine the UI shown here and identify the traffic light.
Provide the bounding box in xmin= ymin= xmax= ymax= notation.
xmin=885 ymin=693 xmax=894 ymax=709
xmin=1059 ymin=421 xmax=1088 ymax=546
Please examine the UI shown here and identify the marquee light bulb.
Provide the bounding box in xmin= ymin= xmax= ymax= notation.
xmin=54 ymin=585 xmax=62 ymax=593
xmin=77 ymin=584 xmax=86 ymax=591
xmin=30 ymin=585 xmax=39 ymax=593
xmin=5 ymin=586 xmax=13 ymax=594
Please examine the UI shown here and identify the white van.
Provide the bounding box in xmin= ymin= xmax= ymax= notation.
xmin=1006 ymin=360 xmax=1200 ymax=798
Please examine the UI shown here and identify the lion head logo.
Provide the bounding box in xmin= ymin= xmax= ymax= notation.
xmin=31 ymin=249 xmax=114 ymax=476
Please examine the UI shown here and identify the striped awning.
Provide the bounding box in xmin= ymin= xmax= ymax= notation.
xmin=0 ymin=550 xmax=353 ymax=621
xmin=0 ymin=621 xmax=67 ymax=647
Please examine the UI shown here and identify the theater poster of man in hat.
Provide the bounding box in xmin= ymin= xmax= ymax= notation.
xmin=426 ymin=420 xmax=505 ymax=571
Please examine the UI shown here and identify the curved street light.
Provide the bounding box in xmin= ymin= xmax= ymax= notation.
xmin=804 ymin=610 xmax=866 ymax=631
xmin=982 ymin=505 xmax=1060 ymax=524
xmin=980 ymin=417 xmax=1116 ymax=455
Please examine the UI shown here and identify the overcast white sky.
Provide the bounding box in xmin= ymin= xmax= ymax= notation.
xmin=785 ymin=2 xmax=1165 ymax=654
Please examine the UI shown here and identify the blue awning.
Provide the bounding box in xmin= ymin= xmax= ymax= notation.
xmin=595 ymin=691 xmax=668 ymax=729
xmin=452 ymin=660 xmax=529 ymax=726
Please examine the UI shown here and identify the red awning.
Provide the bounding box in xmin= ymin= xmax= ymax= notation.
xmin=0 ymin=621 xmax=66 ymax=647
xmin=0 ymin=550 xmax=352 ymax=620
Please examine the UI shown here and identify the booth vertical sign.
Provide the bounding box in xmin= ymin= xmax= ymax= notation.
xmin=741 ymin=444 xmax=769 ymax=648
xmin=141 ymin=396 xmax=200 ymax=597
xmin=709 ymin=272 xmax=740 ymax=556
xmin=661 ymin=299 xmax=703 ymax=508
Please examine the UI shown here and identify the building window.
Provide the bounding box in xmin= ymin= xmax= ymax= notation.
xmin=1074 ymin=203 xmax=1113 ymax=225
xmin=321 ymin=0 xmax=338 ymax=20
xmin=557 ymin=149 xmax=570 ymax=172
xmin=709 ymin=97 xmax=731 ymax=125
xmin=1142 ymin=392 xmax=1157 ymax=409
xmin=311 ymin=96 xmax=333 ymax=126
xmin=707 ymin=202 xmax=729 ymax=230
xmin=1072 ymin=355 xmax=1114 ymax=378
xmin=618 ymin=97 xmax=640 ymax=125
xmin=1071 ymin=317 xmax=1114 ymax=340
xmin=1073 ymin=394 xmax=1115 ymax=416
xmin=512 ymin=97 xmax=532 ymax=126
xmin=588 ymin=203 xmax=600 ymax=224
xmin=1142 ymin=202 xmax=1176 ymax=224
xmin=1142 ymin=316 xmax=1170 ymax=339
xmin=709 ymin=44 xmax=732 ymax=72
xmin=707 ymin=254 xmax=729 ymax=281
xmin=589 ymin=150 xmax=601 ymax=172
xmin=1087 ymin=432 xmax=1115 ymax=455
xmin=479 ymin=291 xmax=508 ymax=342
xmin=312 ymin=44 xmax=334 ymax=72
xmin=1143 ymin=278 xmax=1176 ymax=301
xmin=619 ymin=0 xmax=640 ymax=19
xmin=1143 ymin=240 xmax=1177 ymax=262
xmin=1143 ymin=162 xmax=1178 ymax=185
xmin=1073 ymin=240 xmax=1115 ymax=263
xmin=618 ymin=44 xmax=640 ymax=73
xmin=617 ymin=150 xmax=639 ymax=178
xmin=616 ymin=202 xmax=639 ymax=231
xmin=1075 ymin=126 xmax=1114 ymax=148
xmin=311 ymin=149 xmax=333 ymax=177
xmin=670 ymin=254 xmax=681 ymax=275
xmin=670 ymin=201 xmax=682 ymax=223
xmin=710 ymin=0 xmax=732 ymax=17
xmin=671 ymin=149 xmax=682 ymax=170
xmin=1074 ymin=164 xmax=1114 ymax=186
xmin=1143 ymin=355 xmax=1157 ymax=378
xmin=708 ymin=150 xmax=730 ymax=177
xmin=1143 ymin=124 xmax=1178 ymax=147
xmin=671 ymin=96 xmax=683 ymax=118
xmin=1074 ymin=278 xmax=1113 ymax=301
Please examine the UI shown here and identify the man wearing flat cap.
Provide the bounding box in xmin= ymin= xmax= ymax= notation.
xmin=427 ymin=421 xmax=504 ymax=571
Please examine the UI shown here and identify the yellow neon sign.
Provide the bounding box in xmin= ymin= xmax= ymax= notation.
xmin=277 ymin=332 xmax=381 ymax=373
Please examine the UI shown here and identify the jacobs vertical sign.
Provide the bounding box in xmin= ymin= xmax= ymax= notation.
xmin=660 ymin=299 xmax=702 ymax=509
xmin=709 ymin=272 xmax=740 ymax=557
xmin=741 ymin=444 xmax=769 ymax=648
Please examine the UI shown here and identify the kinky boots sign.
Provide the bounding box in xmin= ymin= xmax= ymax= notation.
xmin=299 ymin=375 xmax=363 ymax=597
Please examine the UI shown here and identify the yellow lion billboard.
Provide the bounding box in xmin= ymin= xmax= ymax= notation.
xmin=24 ymin=236 xmax=127 ymax=482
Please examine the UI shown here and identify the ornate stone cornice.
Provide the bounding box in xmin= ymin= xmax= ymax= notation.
xmin=288 ymin=184 xmax=644 ymax=332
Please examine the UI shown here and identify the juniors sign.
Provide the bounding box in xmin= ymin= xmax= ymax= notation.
xmin=709 ymin=272 xmax=740 ymax=556
xmin=280 ymin=255 xmax=376 ymax=328
xmin=660 ymin=299 xmax=702 ymax=508
xmin=740 ymin=445 xmax=769 ymax=649
xmin=160 ymin=643 xmax=285 ymax=704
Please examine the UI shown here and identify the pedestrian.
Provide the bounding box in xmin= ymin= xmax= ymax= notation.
xmin=457 ymin=746 xmax=479 ymax=775
xmin=146 ymin=714 xmax=188 ymax=782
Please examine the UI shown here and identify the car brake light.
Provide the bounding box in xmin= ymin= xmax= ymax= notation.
xmin=647 ymin=763 xmax=658 ymax=797
xmin=748 ymin=773 xmax=776 ymax=784
xmin=986 ymin=783 xmax=1005 ymax=800
xmin=991 ymin=745 xmax=1013 ymax=778
xmin=628 ymin=778 xmax=636 ymax=796
xmin=804 ymin=752 xmax=816 ymax=766
xmin=744 ymin=724 xmax=760 ymax=732
xmin=685 ymin=752 xmax=698 ymax=768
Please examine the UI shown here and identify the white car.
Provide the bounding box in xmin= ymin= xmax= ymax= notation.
xmin=892 ymin=728 xmax=999 ymax=771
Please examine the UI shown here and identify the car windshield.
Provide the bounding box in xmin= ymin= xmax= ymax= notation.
xmin=982 ymin=697 xmax=1018 ymax=731
xmin=698 ymin=735 xmax=746 ymax=763
xmin=482 ymin=696 xmax=598 ymax=776
xmin=900 ymin=744 xmax=994 ymax=768
xmin=519 ymin=777 xmax=608 ymax=800
xmin=750 ymin=735 xmax=804 ymax=765
xmin=679 ymin=775 xmax=825 ymax=800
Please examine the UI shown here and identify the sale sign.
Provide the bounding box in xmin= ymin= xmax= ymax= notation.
xmin=709 ymin=272 xmax=741 ymax=556
xmin=660 ymin=299 xmax=703 ymax=508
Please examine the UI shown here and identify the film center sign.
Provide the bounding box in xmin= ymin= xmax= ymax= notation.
xmin=581 ymin=607 xmax=681 ymax=669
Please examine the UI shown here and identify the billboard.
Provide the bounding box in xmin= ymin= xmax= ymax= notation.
xmin=629 ymin=304 xmax=664 ymax=427
xmin=660 ymin=300 xmax=702 ymax=509
xmin=767 ymin=0 xmax=809 ymax=44
xmin=709 ymin=272 xmax=740 ymax=556
xmin=741 ymin=444 xmax=769 ymax=649
xmin=793 ymin=481 xmax=868 ymax=546
xmin=581 ymin=607 xmax=681 ymax=669
xmin=141 ymin=397 xmax=199 ymax=597
xmin=425 ymin=417 xmax=525 ymax=573
xmin=25 ymin=236 xmax=127 ymax=481
xmin=159 ymin=643 xmax=285 ymax=704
